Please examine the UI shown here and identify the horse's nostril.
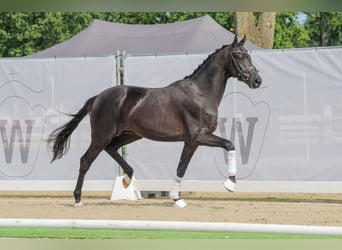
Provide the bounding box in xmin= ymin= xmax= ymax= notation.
xmin=255 ymin=78 xmax=262 ymax=86
xmin=253 ymin=79 xmax=262 ymax=88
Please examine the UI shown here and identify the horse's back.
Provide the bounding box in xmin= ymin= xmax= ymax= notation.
xmin=123 ymin=85 xmax=187 ymax=140
xmin=89 ymin=83 xmax=191 ymax=140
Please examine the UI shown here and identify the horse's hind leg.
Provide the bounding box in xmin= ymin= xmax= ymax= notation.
xmin=74 ymin=141 xmax=107 ymax=206
xmin=105 ymin=134 xmax=142 ymax=188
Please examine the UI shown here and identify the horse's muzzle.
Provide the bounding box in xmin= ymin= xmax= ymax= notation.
xmin=239 ymin=67 xmax=262 ymax=89
xmin=251 ymin=77 xmax=262 ymax=88
xmin=248 ymin=72 xmax=262 ymax=89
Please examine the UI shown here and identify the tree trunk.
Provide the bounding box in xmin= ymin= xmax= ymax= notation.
xmin=235 ymin=12 xmax=276 ymax=49
xmin=319 ymin=13 xmax=328 ymax=46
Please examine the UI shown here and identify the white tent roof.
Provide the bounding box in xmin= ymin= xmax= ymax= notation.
xmin=30 ymin=15 xmax=261 ymax=58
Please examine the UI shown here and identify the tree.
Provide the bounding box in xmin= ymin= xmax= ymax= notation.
xmin=0 ymin=12 xmax=103 ymax=57
xmin=0 ymin=13 xmax=34 ymax=56
xmin=304 ymin=12 xmax=341 ymax=46
xmin=273 ymin=12 xmax=310 ymax=49
xmin=234 ymin=12 xmax=276 ymax=49
xmin=0 ymin=12 xmax=340 ymax=58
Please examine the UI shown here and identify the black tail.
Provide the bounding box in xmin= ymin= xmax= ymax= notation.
xmin=47 ymin=96 xmax=97 ymax=162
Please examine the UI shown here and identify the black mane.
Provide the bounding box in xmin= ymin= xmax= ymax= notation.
xmin=184 ymin=45 xmax=229 ymax=79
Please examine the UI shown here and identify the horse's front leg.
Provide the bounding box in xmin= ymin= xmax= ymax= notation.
xmin=194 ymin=133 xmax=237 ymax=192
xmin=170 ymin=143 xmax=198 ymax=207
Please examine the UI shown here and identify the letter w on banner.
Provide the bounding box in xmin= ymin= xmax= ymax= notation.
xmin=214 ymin=91 xmax=271 ymax=180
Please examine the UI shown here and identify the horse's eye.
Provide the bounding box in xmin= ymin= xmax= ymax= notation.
xmin=236 ymin=53 xmax=244 ymax=59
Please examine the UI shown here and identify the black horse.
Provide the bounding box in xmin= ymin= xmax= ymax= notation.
xmin=48 ymin=35 xmax=262 ymax=207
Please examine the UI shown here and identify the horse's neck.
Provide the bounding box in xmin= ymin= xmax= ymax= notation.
xmin=191 ymin=52 xmax=229 ymax=106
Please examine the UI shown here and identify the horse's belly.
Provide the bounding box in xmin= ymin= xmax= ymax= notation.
xmin=128 ymin=110 xmax=185 ymax=141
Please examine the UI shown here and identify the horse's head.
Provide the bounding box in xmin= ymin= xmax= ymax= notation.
xmin=228 ymin=35 xmax=262 ymax=89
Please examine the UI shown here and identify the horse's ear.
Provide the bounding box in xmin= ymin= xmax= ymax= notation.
xmin=238 ymin=34 xmax=247 ymax=47
xmin=232 ymin=35 xmax=238 ymax=47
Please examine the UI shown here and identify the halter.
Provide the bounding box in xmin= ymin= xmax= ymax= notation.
xmin=228 ymin=47 xmax=258 ymax=82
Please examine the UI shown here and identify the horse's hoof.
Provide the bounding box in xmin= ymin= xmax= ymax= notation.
xmin=74 ymin=202 xmax=83 ymax=207
xmin=173 ymin=199 xmax=187 ymax=208
xmin=169 ymin=190 xmax=179 ymax=200
xmin=224 ymin=176 xmax=236 ymax=192
xmin=122 ymin=176 xmax=131 ymax=189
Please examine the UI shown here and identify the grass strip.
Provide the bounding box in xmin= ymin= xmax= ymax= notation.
xmin=1 ymin=227 xmax=342 ymax=239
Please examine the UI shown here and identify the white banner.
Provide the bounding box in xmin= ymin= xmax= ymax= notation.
xmin=1 ymin=47 xmax=342 ymax=191
xmin=0 ymin=57 xmax=117 ymax=180
xmin=125 ymin=47 xmax=342 ymax=182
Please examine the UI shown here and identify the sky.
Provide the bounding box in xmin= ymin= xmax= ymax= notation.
xmin=297 ymin=12 xmax=307 ymax=25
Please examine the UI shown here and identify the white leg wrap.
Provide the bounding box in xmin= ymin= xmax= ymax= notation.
xmin=169 ymin=176 xmax=182 ymax=200
xmin=227 ymin=150 xmax=237 ymax=176
xmin=74 ymin=202 xmax=83 ymax=207
xmin=224 ymin=150 xmax=237 ymax=192
xmin=173 ymin=198 xmax=187 ymax=208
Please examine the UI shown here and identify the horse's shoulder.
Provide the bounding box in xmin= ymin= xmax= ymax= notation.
xmin=170 ymin=79 xmax=200 ymax=93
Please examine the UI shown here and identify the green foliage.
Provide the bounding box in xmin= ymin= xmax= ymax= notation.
xmin=273 ymin=12 xmax=310 ymax=49
xmin=304 ymin=12 xmax=342 ymax=46
xmin=0 ymin=12 xmax=234 ymax=57
xmin=0 ymin=12 xmax=340 ymax=57
xmin=274 ymin=12 xmax=341 ymax=49
xmin=0 ymin=12 xmax=103 ymax=57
